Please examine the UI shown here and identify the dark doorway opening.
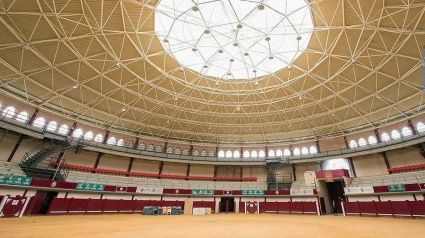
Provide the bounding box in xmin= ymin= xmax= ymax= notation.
xmin=220 ymin=197 xmax=235 ymax=213
xmin=319 ymin=197 xmax=326 ymax=215
xmin=326 ymin=180 xmax=345 ymax=213
xmin=39 ymin=191 xmax=58 ymax=215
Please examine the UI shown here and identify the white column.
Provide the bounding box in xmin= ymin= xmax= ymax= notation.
xmin=341 ymin=202 xmax=346 ymax=216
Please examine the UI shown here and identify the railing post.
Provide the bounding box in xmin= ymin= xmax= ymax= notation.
xmin=52 ymin=152 xmax=65 ymax=181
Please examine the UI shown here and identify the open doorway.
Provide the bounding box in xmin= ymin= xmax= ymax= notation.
xmin=326 ymin=180 xmax=345 ymax=213
xmin=220 ymin=197 xmax=235 ymax=213
xmin=39 ymin=191 xmax=58 ymax=215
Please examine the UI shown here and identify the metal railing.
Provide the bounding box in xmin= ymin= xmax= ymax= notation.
xmin=65 ymin=171 xmax=267 ymax=190
xmin=349 ymin=171 xmax=425 ymax=187
xmin=2 ymin=112 xmax=425 ymax=164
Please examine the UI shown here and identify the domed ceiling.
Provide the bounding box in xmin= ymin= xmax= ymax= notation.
xmin=0 ymin=0 xmax=424 ymax=144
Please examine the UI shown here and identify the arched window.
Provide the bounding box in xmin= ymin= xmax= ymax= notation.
xmin=268 ymin=150 xmax=275 ymax=157
xmin=117 ymin=139 xmax=125 ymax=147
xmin=301 ymin=147 xmax=308 ymax=154
xmin=283 ymin=149 xmax=290 ymax=156
xmin=155 ymin=145 xmax=162 ymax=153
xmin=84 ymin=131 xmax=93 ymax=140
xmin=233 ymin=150 xmax=240 ymax=158
xmin=401 ymin=127 xmax=412 ymax=137
xmin=225 ymin=150 xmax=232 ymax=158
xmin=16 ymin=111 xmax=29 ymax=123
xmin=175 ymin=148 xmax=182 ymax=154
xmin=258 ymin=150 xmax=265 ymax=157
xmin=107 ymin=137 xmax=116 ymax=145
xmin=381 ymin=133 xmax=390 ymax=142
xmin=46 ymin=121 xmax=58 ymax=132
xmin=127 ymin=140 xmax=134 ymax=148
xmin=218 ymin=150 xmax=225 ymax=158
xmin=193 ymin=149 xmax=199 ymax=156
xmin=251 ymin=150 xmax=258 ymax=158
xmin=58 ymin=125 xmax=69 ymax=135
xmin=33 ymin=117 xmax=46 ymax=128
xmin=293 ymin=148 xmax=301 ymax=155
xmin=276 ymin=149 xmax=283 ymax=156
xmin=349 ymin=140 xmax=358 ymax=148
xmin=200 ymin=150 xmax=207 ymax=156
xmin=368 ymin=136 xmax=377 ymax=144
xmin=2 ymin=106 xmax=16 ymax=118
xmin=147 ymin=144 xmax=154 ymax=151
xmin=72 ymin=128 xmax=83 ymax=138
xmin=417 ymin=122 xmax=425 ymax=133
xmin=310 ymin=146 xmax=317 ymax=154
xmin=94 ymin=134 xmax=103 ymax=143
xmin=243 ymin=151 xmax=250 ymax=158
xmin=182 ymin=148 xmax=189 ymax=155
xmin=208 ymin=150 xmax=215 ymax=157
xmin=391 ymin=130 xmax=401 ymax=140
xmin=138 ymin=142 xmax=146 ymax=150
xmin=358 ymin=138 xmax=367 ymax=146
xmin=166 ymin=147 xmax=174 ymax=154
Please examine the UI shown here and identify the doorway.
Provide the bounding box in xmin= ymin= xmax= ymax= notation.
xmin=39 ymin=191 xmax=58 ymax=215
xmin=220 ymin=197 xmax=235 ymax=213
xmin=326 ymin=180 xmax=345 ymax=213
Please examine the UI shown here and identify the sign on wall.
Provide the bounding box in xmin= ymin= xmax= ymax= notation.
xmin=241 ymin=190 xmax=264 ymax=195
xmin=324 ymin=171 xmax=334 ymax=182
xmin=344 ymin=187 xmax=374 ymax=194
xmin=75 ymin=182 xmax=105 ymax=191
xmin=191 ymin=189 xmax=214 ymax=195
xmin=388 ymin=184 xmax=405 ymax=192
xmin=136 ymin=187 xmax=163 ymax=194
xmin=290 ymin=189 xmax=315 ymax=196
xmin=0 ymin=174 xmax=32 ymax=186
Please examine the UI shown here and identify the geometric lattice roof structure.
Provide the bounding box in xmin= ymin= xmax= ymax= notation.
xmin=0 ymin=0 xmax=424 ymax=144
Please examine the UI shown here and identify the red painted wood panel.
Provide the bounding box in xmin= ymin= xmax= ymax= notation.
xmin=409 ymin=201 xmax=425 ymax=216
xmin=48 ymin=197 xmax=71 ymax=214
xmin=391 ymin=201 xmax=411 ymax=216
xmin=86 ymin=199 xmax=105 ymax=213
xmin=67 ymin=198 xmax=89 ymax=213
xmin=102 ymin=200 xmax=120 ymax=212
xmin=359 ymin=202 xmax=377 ymax=215
xmin=375 ymin=201 xmax=393 ymax=215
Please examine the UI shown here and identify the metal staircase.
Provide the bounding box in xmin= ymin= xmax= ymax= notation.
xmin=265 ymin=157 xmax=292 ymax=190
xmin=19 ymin=138 xmax=75 ymax=181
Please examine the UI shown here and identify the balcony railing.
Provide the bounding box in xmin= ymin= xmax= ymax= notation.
xmin=1 ymin=113 xmax=425 ymax=164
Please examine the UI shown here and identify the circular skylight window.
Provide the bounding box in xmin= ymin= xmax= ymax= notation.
xmin=155 ymin=0 xmax=314 ymax=80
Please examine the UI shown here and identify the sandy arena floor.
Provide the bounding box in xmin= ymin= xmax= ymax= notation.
xmin=0 ymin=214 xmax=424 ymax=238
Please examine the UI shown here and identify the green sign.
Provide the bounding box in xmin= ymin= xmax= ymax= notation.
xmin=0 ymin=173 xmax=32 ymax=186
xmin=76 ymin=182 xmax=105 ymax=191
xmin=388 ymin=184 xmax=405 ymax=192
xmin=242 ymin=190 xmax=264 ymax=195
xmin=191 ymin=189 xmax=214 ymax=195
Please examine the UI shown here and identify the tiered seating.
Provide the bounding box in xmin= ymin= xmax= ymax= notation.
xmin=348 ymin=170 xmax=425 ymax=187
xmin=388 ymin=164 xmax=425 ymax=173
xmin=66 ymin=171 xmax=267 ymax=190
xmin=51 ymin=162 xmax=257 ymax=182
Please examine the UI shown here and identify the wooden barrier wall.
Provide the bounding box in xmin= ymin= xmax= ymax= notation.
xmin=47 ymin=198 xmax=185 ymax=215
xmin=241 ymin=201 xmax=318 ymax=215
xmin=342 ymin=201 xmax=425 ymax=217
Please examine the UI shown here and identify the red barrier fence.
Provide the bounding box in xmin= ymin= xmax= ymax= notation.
xmin=257 ymin=201 xmax=318 ymax=215
xmin=193 ymin=201 xmax=215 ymax=212
xmin=47 ymin=197 xmax=185 ymax=215
xmin=342 ymin=201 xmax=425 ymax=217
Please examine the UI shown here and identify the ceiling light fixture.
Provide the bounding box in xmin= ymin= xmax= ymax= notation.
xmin=121 ymin=107 xmax=126 ymax=112
xmin=163 ymin=38 xmax=169 ymax=43
xmin=72 ymin=84 xmax=78 ymax=89
xmin=254 ymin=81 xmax=259 ymax=86
xmin=204 ymin=29 xmax=210 ymax=34
xmin=299 ymin=95 xmax=302 ymax=100
xmin=258 ymin=4 xmax=265 ymax=10
xmin=237 ymin=106 xmax=240 ymax=111
xmin=296 ymin=35 xmax=302 ymax=41
xmin=192 ymin=6 xmax=199 ymax=11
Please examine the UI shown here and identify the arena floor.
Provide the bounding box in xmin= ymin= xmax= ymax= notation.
xmin=0 ymin=214 xmax=424 ymax=238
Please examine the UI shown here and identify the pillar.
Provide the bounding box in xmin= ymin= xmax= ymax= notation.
xmin=382 ymin=152 xmax=391 ymax=174
xmin=214 ymin=165 xmax=218 ymax=178
xmin=189 ymin=144 xmax=194 ymax=156
xmin=419 ymin=143 xmax=425 ymax=159
xmin=93 ymin=152 xmax=103 ymax=172
xmin=316 ymin=141 xmax=320 ymax=153
xmin=158 ymin=161 xmax=164 ymax=178
xmin=343 ymin=136 xmax=349 ymax=149
xmin=215 ymin=146 xmax=219 ymax=157
xmin=134 ymin=137 xmax=140 ymax=149
xmin=68 ymin=121 xmax=77 ymax=136
xmin=102 ymin=130 xmax=110 ymax=144
xmin=292 ymin=164 xmax=296 ymax=181
xmin=408 ymin=120 xmax=417 ymax=135
xmin=7 ymin=134 xmax=24 ymax=162
xmin=374 ymin=129 xmax=381 ymax=143
xmin=127 ymin=158 xmax=134 ymax=177
xmin=27 ymin=108 xmax=39 ymax=125
xmin=240 ymin=147 xmax=243 ymax=158
xmin=348 ymin=157 xmax=357 ymax=177
xmin=289 ymin=145 xmax=293 ymax=156
xmin=186 ymin=164 xmax=191 ymax=180
xmin=265 ymin=147 xmax=268 ymax=157
xmin=239 ymin=166 xmax=243 ymax=181
xmin=163 ymin=142 xmax=168 ymax=153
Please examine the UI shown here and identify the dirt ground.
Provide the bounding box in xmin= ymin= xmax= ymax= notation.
xmin=0 ymin=214 xmax=424 ymax=238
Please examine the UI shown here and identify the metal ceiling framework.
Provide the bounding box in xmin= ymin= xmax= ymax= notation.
xmin=0 ymin=0 xmax=424 ymax=145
